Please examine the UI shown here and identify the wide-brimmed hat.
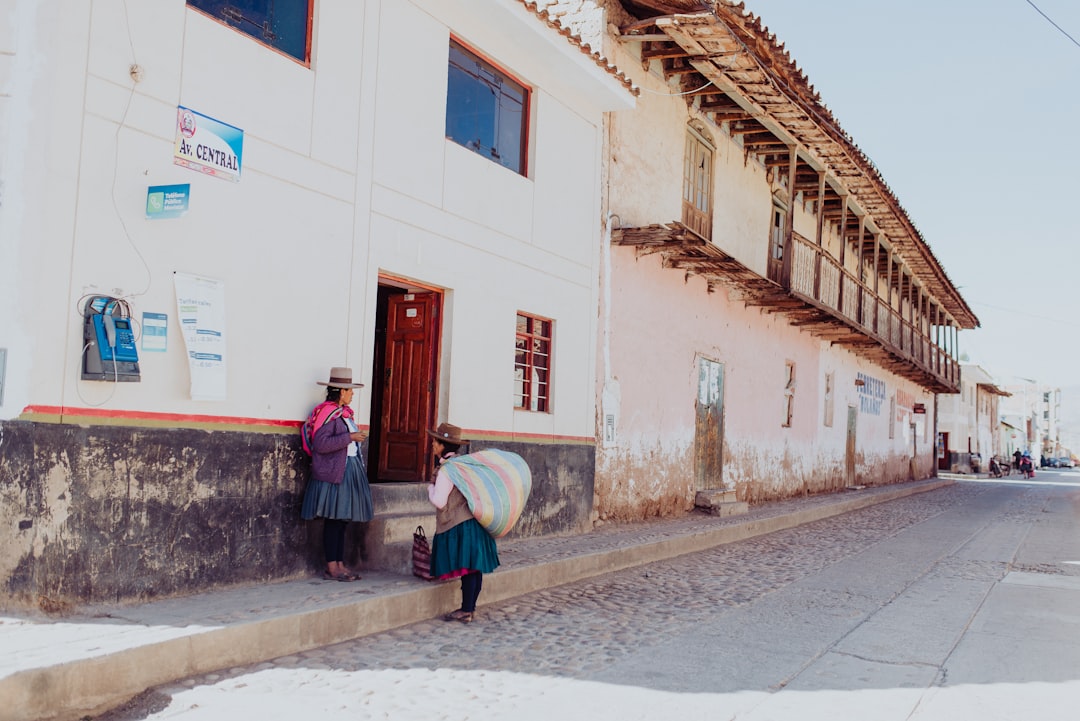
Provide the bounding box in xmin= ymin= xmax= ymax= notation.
xmin=316 ymin=367 xmax=364 ymax=389
xmin=426 ymin=422 xmax=467 ymax=445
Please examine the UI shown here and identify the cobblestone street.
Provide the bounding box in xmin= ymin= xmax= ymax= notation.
xmin=93 ymin=479 xmax=1080 ymax=720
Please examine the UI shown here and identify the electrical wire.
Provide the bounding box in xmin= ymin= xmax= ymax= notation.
xmin=637 ymin=78 xmax=716 ymax=97
xmin=110 ymin=0 xmax=153 ymax=300
xmin=1025 ymin=0 xmax=1080 ymax=49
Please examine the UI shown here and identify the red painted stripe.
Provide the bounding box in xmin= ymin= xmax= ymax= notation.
xmin=24 ymin=405 xmax=302 ymax=428
xmin=21 ymin=406 xmax=589 ymax=443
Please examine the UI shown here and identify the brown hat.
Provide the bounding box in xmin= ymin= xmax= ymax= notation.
xmin=426 ymin=422 xmax=467 ymax=445
xmin=316 ymin=366 xmax=364 ymax=389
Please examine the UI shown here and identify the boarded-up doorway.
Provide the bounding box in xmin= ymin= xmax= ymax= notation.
xmin=369 ymin=283 xmax=441 ymax=482
xmin=695 ymin=357 xmax=725 ymax=490
xmin=845 ymin=405 xmax=857 ymax=486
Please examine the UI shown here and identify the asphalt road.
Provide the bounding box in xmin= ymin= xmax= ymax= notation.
xmin=93 ymin=475 xmax=1080 ymax=721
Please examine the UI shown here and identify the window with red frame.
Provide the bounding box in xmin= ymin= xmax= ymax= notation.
xmin=515 ymin=313 xmax=551 ymax=412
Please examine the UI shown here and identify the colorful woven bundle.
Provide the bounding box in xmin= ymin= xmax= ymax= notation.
xmin=439 ymin=449 xmax=532 ymax=538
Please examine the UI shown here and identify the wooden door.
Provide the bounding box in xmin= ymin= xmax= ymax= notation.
xmin=694 ymin=357 xmax=725 ymax=490
xmin=845 ymin=405 xmax=857 ymax=486
xmin=377 ymin=292 xmax=439 ymax=481
xmin=937 ymin=432 xmax=949 ymax=471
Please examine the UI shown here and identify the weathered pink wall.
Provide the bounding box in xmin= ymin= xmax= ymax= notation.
xmin=596 ymin=248 xmax=937 ymax=521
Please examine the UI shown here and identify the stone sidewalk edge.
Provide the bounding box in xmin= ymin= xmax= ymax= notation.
xmin=3 ymin=479 xmax=953 ymax=721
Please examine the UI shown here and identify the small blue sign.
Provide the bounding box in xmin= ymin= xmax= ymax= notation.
xmin=146 ymin=183 xmax=190 ymax=219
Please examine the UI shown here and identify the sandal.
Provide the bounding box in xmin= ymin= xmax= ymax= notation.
xmin=337 ymin=572 xmax=362 ymax=582
xmin=442 ymin=609 xmax=474 ymax=623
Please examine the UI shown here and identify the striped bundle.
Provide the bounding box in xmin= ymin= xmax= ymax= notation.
xmin=439 ymin=449 xmax=532 ymax=538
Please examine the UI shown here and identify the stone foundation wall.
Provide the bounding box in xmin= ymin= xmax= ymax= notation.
xmin=0 ymin=421 xmax=594 ymax=612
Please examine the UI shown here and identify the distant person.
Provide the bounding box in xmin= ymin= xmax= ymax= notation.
xmin=427 ymin=422 xmax=500 ymax=623
xmin=301 ymin=367 xmax=374 ymax=581
xmin=1013 ymin=449 xmax=1023 ymax=471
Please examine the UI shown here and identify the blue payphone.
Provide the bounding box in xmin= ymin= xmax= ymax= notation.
xmin=81 ymin=295 xmax=141 ymax=382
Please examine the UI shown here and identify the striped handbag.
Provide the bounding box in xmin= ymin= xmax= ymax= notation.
xmin=412 ymin=525 xmax=433 ymax=580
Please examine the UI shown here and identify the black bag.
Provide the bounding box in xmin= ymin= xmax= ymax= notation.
xmin=412 ymin=525 xmax=434 ymax=580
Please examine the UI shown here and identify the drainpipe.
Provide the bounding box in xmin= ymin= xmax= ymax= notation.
xmin=601 ymin=211 xmax=620 ymax=450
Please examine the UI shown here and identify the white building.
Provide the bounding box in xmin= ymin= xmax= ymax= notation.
xmin=0 ymin=0 xmax=635 ymax=606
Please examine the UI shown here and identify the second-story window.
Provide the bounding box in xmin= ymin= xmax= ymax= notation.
xmin=682 ymin=127 xmax=713 ymax=238
xmin=446 ymin=39 xmax=530 ymax=175
xmin=187 ymin=1 xmax=313 ymax=64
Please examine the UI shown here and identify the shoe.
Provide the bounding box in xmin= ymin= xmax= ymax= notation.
xmin=337 ymin=572 xmax=362 ymax=582
xmin=443 ymin=609 xmax=474 ymax=623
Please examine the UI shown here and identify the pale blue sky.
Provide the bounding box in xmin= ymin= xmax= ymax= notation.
xmin=742 ymin=0 xmax=1080 ymax=388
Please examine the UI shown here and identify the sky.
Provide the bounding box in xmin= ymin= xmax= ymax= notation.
xmin=740 ymin=0 xmax=1080 ymax=390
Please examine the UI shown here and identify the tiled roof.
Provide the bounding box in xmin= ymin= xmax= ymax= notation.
xmin=517 ymin=0 xmax=640 ymax=96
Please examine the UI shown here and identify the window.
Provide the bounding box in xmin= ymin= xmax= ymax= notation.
xmin=782 ymin=361 xmax=795 ymax=427
xmin=515 ymin=313 xmax=552 ymax=412
xmin=823 ymin=372 xmax=834 ymax=427
xmin=446 ymin=39 xmax=530 ymax=175
xmin=187 ymin=1 xmax=312 ymax=63
xmin=682 ymin=127 xmax=713 ymax=238
xmin=771 ymin=208 xmax=785 ymax=258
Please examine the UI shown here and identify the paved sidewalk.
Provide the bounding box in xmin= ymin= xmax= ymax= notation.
xmin=0 ymin=478 xmax=952 ymax=721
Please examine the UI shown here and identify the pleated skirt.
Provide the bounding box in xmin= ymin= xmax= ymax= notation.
xmin=301 ymin=455 xmax=373 ymax=522
xmin=431 ymin=518 xmax=500 ymax=579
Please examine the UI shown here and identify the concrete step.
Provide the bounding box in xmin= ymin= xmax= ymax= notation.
xmin=694 ymin=488 xmax=748 ymax=517
xmin=367 ymin=510 xmax=437 ymax=545
xmin=370 ymin=482 xmax=431 ymax=514
xmin=364 ymin=483 xmax=438 ymax=574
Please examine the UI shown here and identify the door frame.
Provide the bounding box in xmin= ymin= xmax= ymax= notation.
xmin=369 ymin=275 xmax=444 ymax=483
xmin=694 ymin=355 xmax=725 ymax=491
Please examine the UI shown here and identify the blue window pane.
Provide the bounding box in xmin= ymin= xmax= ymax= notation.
xmin=188 ymin=0 xmax=310 ymax=63
xmin=446 ymin=41 xmax=528 ymax=174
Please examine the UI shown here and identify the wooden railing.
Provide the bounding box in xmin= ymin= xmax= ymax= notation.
xmin=787 ymin=232 xmax=959 ymax=387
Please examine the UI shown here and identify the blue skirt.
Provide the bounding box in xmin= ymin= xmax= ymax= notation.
xmin=431 ymin=519 xmax=500 ymax=578
xmin=301 ymin=455 xmax=373 ymax=522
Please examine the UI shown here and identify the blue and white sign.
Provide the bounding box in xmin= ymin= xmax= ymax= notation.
xmin=141 ymin=312 xmax=168 ymax=352
xmin=146 ymin=184 xmax=190 ymax=219
xmin=174 ymin=106 xmax=244 ymax=182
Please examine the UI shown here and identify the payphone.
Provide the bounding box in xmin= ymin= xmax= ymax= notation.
xmin=81 ymin=295 xmax=141 ymax=382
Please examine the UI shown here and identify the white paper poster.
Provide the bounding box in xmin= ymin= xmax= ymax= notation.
xmin=174 ymin=272 xmax=227 ymax=400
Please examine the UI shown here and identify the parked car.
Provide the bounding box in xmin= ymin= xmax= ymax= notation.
xmin=1058 ymin=457 xmax=1074 ymax=468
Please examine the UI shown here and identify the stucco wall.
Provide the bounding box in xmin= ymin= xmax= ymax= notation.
xmin=595 ymin=248 xmax=937 ymax=520
xmin=2 ymin=0 xmax=626 ymax=436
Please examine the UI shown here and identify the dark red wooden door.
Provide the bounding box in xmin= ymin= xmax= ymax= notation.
xmin=377 ymin=292 xmax=438 ymax=481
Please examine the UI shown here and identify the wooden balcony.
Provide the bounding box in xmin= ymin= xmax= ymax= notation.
xmin=612 ymin=222 xmax=962 ymax=393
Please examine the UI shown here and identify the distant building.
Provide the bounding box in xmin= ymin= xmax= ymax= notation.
xmin=937 ymin=364 xmax=1008 ymax=473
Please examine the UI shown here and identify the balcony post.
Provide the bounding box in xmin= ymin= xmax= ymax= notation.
xmin=813 ymin=171 xmax=825 ymax=301
xmin=872 ymin=232 xmax=881 ymax=335
xmin=780 ymin=145 xmax=797 ymax=288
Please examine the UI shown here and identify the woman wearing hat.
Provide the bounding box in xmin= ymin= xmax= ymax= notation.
xmin=301 ymin=367 xmax=374 ymax=581
xmin=427 ymin=422 xmax=500 ymax=623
